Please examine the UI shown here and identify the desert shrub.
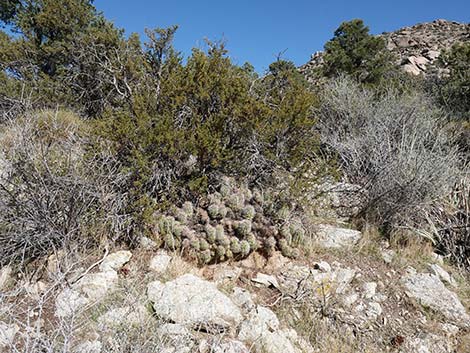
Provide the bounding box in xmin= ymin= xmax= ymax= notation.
xmin=423 ymin=175 xmax=470 ymax=269
xmin=318 ymin=76 xmax=461 ymax=231
xmin=436 ymin=42 xmax=470 ymax=120
xmin=0 ymin=110 xmax=129 ymax=266
xmin=98 ymin=41 xmax=321 ymax=213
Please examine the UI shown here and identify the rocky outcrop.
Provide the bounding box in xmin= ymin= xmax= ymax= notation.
xmin=382 ymin=19 xmax=469 ymax=76
xmin=314 ymin=224 xmax=362 ymax=249
xmin=402 ymin=270 xmax=470 ymax=327
xmin=147 ymin=274 xmax=244 ymax=332
xmin=55 ymin=251 xmax=131 ymax=317
xmin=301 ymin=19 xmax=469 ymax=79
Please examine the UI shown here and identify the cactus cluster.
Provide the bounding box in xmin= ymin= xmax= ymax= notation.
xmin=151 ymin=176 xmax=306 ymax=264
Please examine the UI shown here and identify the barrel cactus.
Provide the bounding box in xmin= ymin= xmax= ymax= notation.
xmin=235 ymin=220 xmax=252 ymax=237
xmin=215 ymin=225 xmax=230 ymax=246
xmin=205 ymin=224 xmax=216 ymax=244
xmin=240 ymin=240 xmax=251 ymax=257
xmin=241 ymin=205 xmax=256 ymax=220
xmin=230 ymin=237 xmax=241 ymax=254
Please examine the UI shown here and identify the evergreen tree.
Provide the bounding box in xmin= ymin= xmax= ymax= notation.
xmin=322 ymin=19 xmax=396 ymax=84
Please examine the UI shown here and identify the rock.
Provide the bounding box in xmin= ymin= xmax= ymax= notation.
xmin=140 ymin=236 xmax=158 ymax=249
xmin=362 ymin=282 xmax=377 ymax=299
xmin=55 ymin=288 xmax=89 ymax=317
xmin=73 ymin=340 xmax=102 ymax=353
xmin=157 ymin=323 xmax=192 ymax=337
xmin=98 ymin=305 xmax=150 ymax=329
xmin=213 ymin=265 xmax=242 ymax=283
xmin=431 ymin=252 xmax=444 ymax=265
xmin=237 ymin=306 xmax=310 ymax=353
xmin=76 ymin=270 xmax=119 ymax=300
xmin=313 ymin=261 xmax=331 ymax=272
xmin=428 ymin=264 xmax=456 ymax=287
xmin=334 ymin=267 xmax=356 ymax=294
xmin=99 ymin=250 xmax=132 ymax=272
xmin=424 ymin=49 xmax=440 ymax=61
xmin=408 ymin=55 xmax=429 ymax=70
xmin=401 ymin=333 xmax=452 ymax=353
xmin=251 ymin=273 xmax=280 ymax=288
xmin=402 ymin=272 xmax=470 ymax=327
xmin=231 ymin=287 xmax=256 ymax=312
xmin=258 ymin=329 xmax=300 ymax=353
xmin=441 ymin=323 xmax=459 ymax=336
xmin=0 ymin=266 xmax=12 ymax=291
xmin=0 ymin=322 xmax=18 ymax=349
xmin=314 ymin=224 xmax=361 ymax=249
xmin=394 ymin=36 xmax=416 ymax=48
xmin=149 ymin=252 xmax=172 ymax=274
xmin=381 ymin=249 xmax=395 ymax=264
xmin=342 ymin=293 xmax=359 ymax=307
xmin=55 ymin=270 xmax=119 ymax=317
xmin=238 ymin=306 xmax=280 ymax=343
xmin=366 ymin=302 xmax=382 ymax=319
xmin=212 ymin=340 xmax=249 ymax=353
xmin=147 ymin=274 xmax=243 ymax=332
xmin=403 ymin=63 xmax=421 ymax=76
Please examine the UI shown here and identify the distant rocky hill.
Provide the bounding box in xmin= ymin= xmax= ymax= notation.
xmin=300 ymin=19 xmax=470 ymax=79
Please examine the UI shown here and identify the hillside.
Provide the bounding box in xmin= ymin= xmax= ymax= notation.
xmin=300 ymin=19 xmax=470 ymax=79
xmin=0 ymin=3 xmax=469 ymax=352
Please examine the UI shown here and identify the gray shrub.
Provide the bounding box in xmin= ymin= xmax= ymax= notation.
xmin=318 ymin=77 xmax=461 ymax=230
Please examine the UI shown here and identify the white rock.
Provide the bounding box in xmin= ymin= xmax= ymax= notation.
xmin=99 ymin=250 xmax=132 ymax=272
xmin=428 ymin=264 xmax=456 ymax=287
xmin=313 ymin=261 xmax=331 ymax=272
xmin=98 ymin=305 xmax=150 ymax=329
xmin=381 ymin=249 xmax=395 ymax=264
xmin=425 ymin=50 xmax=440 ymax=61
xmin=76 ymin=271 xmax=119 ymax=300
xmin=402 ymin=273 xmax=470 ymax=327
xmin=252 ymin=273 xmax=280 ymax=288
xmin=238 ymin=306 xmax=280 ymax=342
xmin=408 ymin=55 xmax=429 ymax=70
xmin=212 ymin=340 xmax=249 ymax=353
xmin=147 ymin=274 xmax=243 ymax=332
xmin=140 ymin=236 xmax=158 ymax=249
xmin=402 ymin=333 xmax=452 ymax=353
xmin=0 ymin=266 xmax=12 ymax=291
xmin=157 ymin=323 xmax=192 ymax=337
xmin=342 ymin=293 xmax=359 ymax=307
xmin=440 ymin=323 xmax=459 ymax=336
xmin=362 ymin=282 xmax=377 ymax=299
xmin=315 ymin=224 xmax=361 ymax=249
xmin=430 ymin=252 xmax=444 ymax=265
xmin=403 ymin=63 xmax=421 ymax=76
xmin=55 ymin=270 xmax=119 ymax=317
xmin=366 ymin=302 xmax=382 ymax=319
xmin=149 ymin=252 xmax=172 ymax=274
xmin=213 ymin=266 xmax=242 ymax=283
xmin=0 ymin=322 xmax=18 ymax=348
xmin=258 ymin=330 xmax=298 ymax=353
xmin=55 ymin=288 xmax=89 ymax=317
xmin=73 ymin=340 xmax=102 ymax=353
xmin=335 ymin=267 xmax=356 ymax=294
xmin=231 ymin=287 xmax=256 ymax=312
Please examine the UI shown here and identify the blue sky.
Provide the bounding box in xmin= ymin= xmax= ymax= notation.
xmin=95 ymin=0 xmax=469 ymax=73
